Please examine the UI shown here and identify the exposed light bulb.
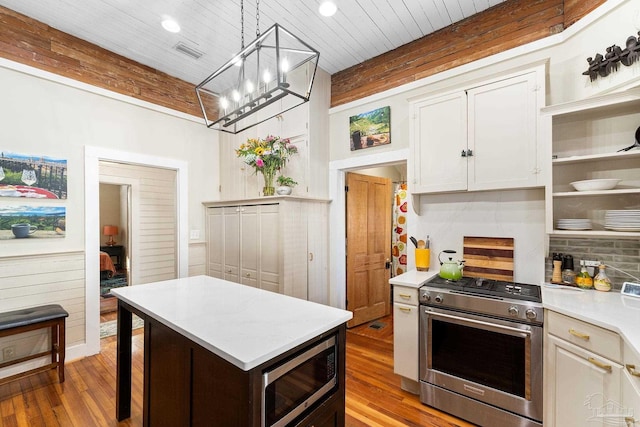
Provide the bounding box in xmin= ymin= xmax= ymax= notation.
xmin=232 ymin=56 xmax=243 ymax=67
xmin=220 ymin=97 xmax=229 ymax=109
xmin=161 ymin=17 xmax=181 ymax=33
xmin=263 ymin=70 xmax=271 ymax=84
xmin=318 ymin=1 xmax=337 ymax=17
xmin=232 ymin=90 xmax=240 ymax=102
xmin=281 ymin=58 xmax=290 ymax=73
xmin=245 ymin=80 xmax=255 ymax=93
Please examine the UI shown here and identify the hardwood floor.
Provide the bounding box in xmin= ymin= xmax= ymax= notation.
xmin=0 ymin=317 xmax=474 ymax=427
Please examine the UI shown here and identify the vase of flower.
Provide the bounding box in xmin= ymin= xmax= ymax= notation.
xmin=236 ymin=135 xmax=298 ymax=197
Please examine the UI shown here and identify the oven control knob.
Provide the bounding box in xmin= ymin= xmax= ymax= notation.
xmin=422 ymin=293 xmax=431 ymax=302
xmin=434 ymin=294 xmax=443 ymax=304
xmin=525 ymin=309 xmax=537 ymax=320
xmin=508 ymin=306 xmax=519 ymax=317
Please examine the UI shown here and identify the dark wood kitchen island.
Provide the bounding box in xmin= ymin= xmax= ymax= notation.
xmin=112 ymin=275 xmax=352 ymax=427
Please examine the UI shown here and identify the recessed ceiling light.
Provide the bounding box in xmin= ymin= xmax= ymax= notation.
xmin=161 ymin=17 xmax=181 ymax=33
xmin=319 ymin=1 xmax=337 ymax=17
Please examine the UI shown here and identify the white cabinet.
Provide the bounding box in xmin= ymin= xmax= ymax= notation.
xmin=541 ymin=91 xmax=640 ymax=238
xmin=410 ymin=66 xmax=544 ymax=194
xmin=545 ymin=310 xmax=624 ymax=427
xmin=623 ymin=343 xmax=640 ymax=426
xmin=218 ymin=69 xmax=330 ymax=200
xmin=392 ymin=285 xmax=420 ymax=394
xmin=204 ymin=197 xmax=330 ymax=302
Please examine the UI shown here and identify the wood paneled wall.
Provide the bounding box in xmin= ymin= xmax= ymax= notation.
xmin=330 ymin=0 xmax=608 ymax=107
xmin=0 ymin=6 xmax=201 ymax=117
xmin=0 ymin=252 xmax=85 ymax=369
xmin=99 ymin=162 xmax=177 ymax=285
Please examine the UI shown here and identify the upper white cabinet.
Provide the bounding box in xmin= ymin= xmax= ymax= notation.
xmin=541 ymin=90 xmax=640 ymax=238
xmin=218 ymin=68 xmax=330 ymax=200
xmin=410 ymin=66 xmax=545 ymax=194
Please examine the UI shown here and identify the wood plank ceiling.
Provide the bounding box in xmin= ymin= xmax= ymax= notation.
xmin=0 ymin=0 xmax=507 ymax=85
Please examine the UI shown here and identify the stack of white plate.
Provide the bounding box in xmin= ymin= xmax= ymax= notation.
xmin=556 ymin=219 xmax=592 ymax=230
xmin=605 ymin=210 xmax=640 ymax=232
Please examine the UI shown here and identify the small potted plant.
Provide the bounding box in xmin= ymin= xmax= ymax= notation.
xmin=276 ymin=176 xmax=297 ymax=195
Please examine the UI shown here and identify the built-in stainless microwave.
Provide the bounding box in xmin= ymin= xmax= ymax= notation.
xmin=262 ymin=335 xmax=338 ymax=427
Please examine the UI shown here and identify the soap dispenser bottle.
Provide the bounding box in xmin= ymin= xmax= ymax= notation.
xmin=593 ymin=264 xmax=612 ymax=292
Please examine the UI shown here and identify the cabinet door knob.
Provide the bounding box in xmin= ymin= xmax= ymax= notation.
xmin=627 ymin=364 xmax=640 ymax=377
xmin=461 ymin=149 xmax=467 ymax=157
xmin=569 ymin=328 xmax=590 ymax=340
xmin=588 ymin=357 xmax=612 ymax=373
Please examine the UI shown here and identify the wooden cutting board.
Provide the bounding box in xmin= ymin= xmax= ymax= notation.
xmin=463 ymin=236 xmax=514 ymax=281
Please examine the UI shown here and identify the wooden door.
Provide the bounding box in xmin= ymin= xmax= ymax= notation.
xmin=222 ymin=207 xmax=240 ymax=282
xmin=206 ymin=208 xmax=224 ymax=279
xmin=346 ymin=173 xmax=392 ymax=328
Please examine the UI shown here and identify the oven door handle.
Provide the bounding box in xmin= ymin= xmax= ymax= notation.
xmin=427 ymin=310 xmax=532 ymax=338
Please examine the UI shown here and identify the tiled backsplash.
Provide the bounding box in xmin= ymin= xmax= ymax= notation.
xmin=546 ymin=238 xmax=640 ymax=290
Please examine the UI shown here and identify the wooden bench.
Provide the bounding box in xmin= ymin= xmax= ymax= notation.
xmin=0 ymin=304 xmax=69 ymax=385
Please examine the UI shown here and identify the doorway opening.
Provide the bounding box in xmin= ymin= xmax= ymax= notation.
xmin=99 ymin=183 xmax=131 ymax=319
xmin=344 ymin=163 xmax=406 ymax=328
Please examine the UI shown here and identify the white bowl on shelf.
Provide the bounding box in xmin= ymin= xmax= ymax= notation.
xmin=570 ymin=178 xmax=621 ymax=192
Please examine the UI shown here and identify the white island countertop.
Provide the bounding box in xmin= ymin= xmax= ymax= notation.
xmin=111 ymin=275 xmax=352 ymax=371
xmin=542 ymin=285 xmax=640 ymax=360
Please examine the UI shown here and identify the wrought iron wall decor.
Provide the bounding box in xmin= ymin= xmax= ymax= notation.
xmin=583 ymin=31 xmax=640 ymax=81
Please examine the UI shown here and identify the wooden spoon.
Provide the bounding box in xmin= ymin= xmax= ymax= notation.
xmin=417 ymin=240 xmax=426 ymax=249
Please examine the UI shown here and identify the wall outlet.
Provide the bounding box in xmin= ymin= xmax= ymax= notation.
xmin=584 ymin=260 xmax=600 ymax=267
xmin=3 ymin=346 xmax=16 ymax=360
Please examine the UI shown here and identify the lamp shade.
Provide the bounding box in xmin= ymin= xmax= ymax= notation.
xmin=103 ymin=225 xmax=118 ymax=236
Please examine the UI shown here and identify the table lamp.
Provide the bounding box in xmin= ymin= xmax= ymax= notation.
xmin=103 ymin=225 xmax=118 ymax=246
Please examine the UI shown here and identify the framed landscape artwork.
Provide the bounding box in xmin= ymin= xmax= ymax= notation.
xmin=0 ymin=151 xmax=68 ymax=199
xmin=349 ymin=106 xmax=391 ymax=151
xmin=0 ymin=206 xmax=66 ymax=240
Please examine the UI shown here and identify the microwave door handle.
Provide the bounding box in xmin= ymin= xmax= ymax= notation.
xmin=427 ymin=311 xmax=532 ymax=338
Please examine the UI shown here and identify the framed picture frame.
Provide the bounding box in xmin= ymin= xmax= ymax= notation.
xmin=349 ymin=106 xmax=390 ymax=151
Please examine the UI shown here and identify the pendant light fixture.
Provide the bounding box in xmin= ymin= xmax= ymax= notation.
xmin=196 ymin=0 xmax=320 ymax=134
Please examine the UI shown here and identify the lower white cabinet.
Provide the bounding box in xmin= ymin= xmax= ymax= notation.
xmin=545 ymin=311 xmax=625 ymax=427
xmin=623 ymin=343 xmax=640 ymax=426
xmin=392 ymin=285 xmax=420 ymax=394
xmin=205 ymin=197 xmax=329 ymax=302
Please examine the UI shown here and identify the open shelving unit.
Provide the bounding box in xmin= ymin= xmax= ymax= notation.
xmin=542 ymin=90 xmax=640 ymax=238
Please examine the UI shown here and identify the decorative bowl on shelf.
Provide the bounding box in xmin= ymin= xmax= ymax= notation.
xmin=570 ymin=178 xmax=621 ymax=192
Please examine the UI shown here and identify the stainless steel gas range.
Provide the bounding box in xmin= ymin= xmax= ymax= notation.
xmin=419 ymin=276 xmax=543 ymax=427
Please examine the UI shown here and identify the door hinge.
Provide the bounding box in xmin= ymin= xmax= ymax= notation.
xmin=219 ymin=184 xmax=222 ymax=192
xmin=385 ymin=259 xmax=391 ymax=269
xmin=345 ymin=185 xmax=349 ymax=192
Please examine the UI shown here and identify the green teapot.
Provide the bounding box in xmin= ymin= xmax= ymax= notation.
xmin=438 ymin=250 xmax=465 ymax=281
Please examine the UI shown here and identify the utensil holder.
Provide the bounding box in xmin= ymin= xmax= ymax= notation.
xmin=415 ymin=248 xmax=430 ymax=271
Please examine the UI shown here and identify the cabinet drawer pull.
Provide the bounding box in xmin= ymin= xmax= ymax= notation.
xmin=398 ymin=307 xmax=412 ymax=313
xmin=626 ymin=364 xmax=640 ymax=377
xmin=588 ymin=357 xmax=612 ymax=373
xmin=398 ymin=294 xmax=412 ymax=299
xmin=569 ymin=328 xmax=590 ymax=340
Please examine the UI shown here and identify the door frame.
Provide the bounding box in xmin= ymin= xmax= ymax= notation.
xmin=328 ymin=148 xmax=408 ymax=309
xmin=84 ymin=146 xmax=189 ymax=355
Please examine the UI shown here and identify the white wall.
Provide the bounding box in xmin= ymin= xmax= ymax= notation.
xmin=99 ymin=183 xmax=122 ymax=245
xmin=327 ymin=0 xmax=640 ymax=307
xmin=0 ymin=59 xmax=219 ymax=363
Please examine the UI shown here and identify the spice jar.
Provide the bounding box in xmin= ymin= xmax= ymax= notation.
xmin=561 ymin=255 xmax=576 ymax=285
xmin=593 ymin=264 xmax=612 ymax=292
xmin=576 ymin=261 xmax=593 ymax=289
